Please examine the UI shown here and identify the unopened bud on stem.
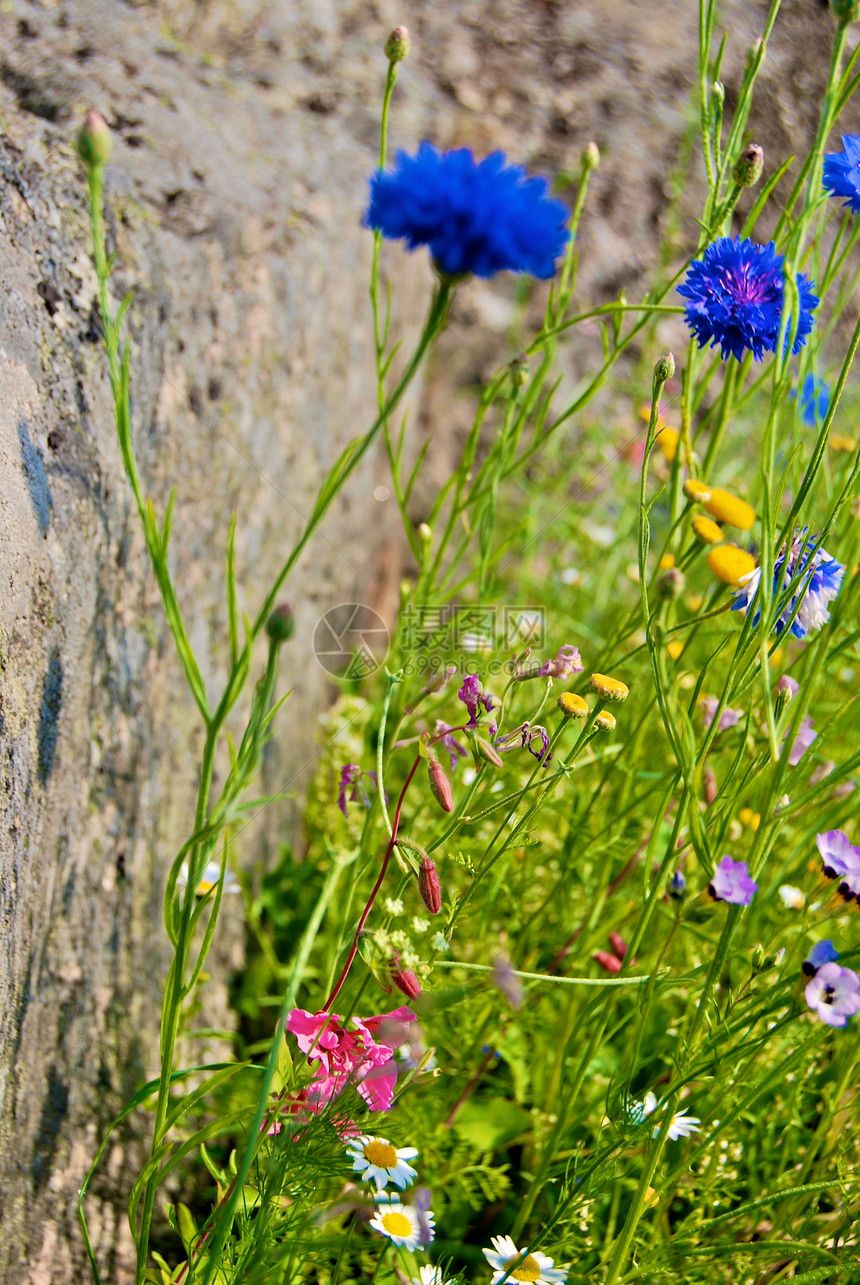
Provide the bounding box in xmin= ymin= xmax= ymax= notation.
xmin=654 ymin=352 xmax=675 ymax=383
xmin=418 ymin=857 xmax=442 ymax=915
xmin=78 ymin=109 xmax=112 ymax=169
xmin=733 ymin=143 xmax=764 ymax=189
xmin=427 ymin=756 xmax=453 ymax=812
xmin=265 ymin=603 xmax=296 ymax=644
xmin=385 ymin=25 xmax=411 ymax=62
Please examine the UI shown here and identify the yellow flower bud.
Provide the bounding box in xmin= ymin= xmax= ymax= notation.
xmin=692 ymin=514 xmax=724 ymax=545
xmin=704 ymin=487 xmax=755 ymax=530
xmin=707 ymin=544 xmax=757 ymax=585
xmin=683 ymin=478 xmax=712 ymax=503
xmin=656 ymin=426 xmax=679 ymax=462
xmin=667 ymin=640 xmax=684 ymax=661
xmin=558 ymin=691 xmax=589 ymax=719
xmin=659 ymin=552 xmax=676 ymax=570
xmin=590 ymin=673 xmax=629 ymax=703
xmin=594 ymin=710 xmax=616 ymax=732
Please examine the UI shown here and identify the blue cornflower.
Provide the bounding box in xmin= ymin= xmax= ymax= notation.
xmin=365 ymin=142 xmax=570 ymax=279
xmin=822 ymin=134 xmax=860 ymax=214
xmin=731 ymin=529 xmax=844 ymax=639
xmin=803 ymin=940 xmax=840 ymax=977
xmin=791 ymin=373 xmax=830 ymax=426
xmin=678 ymin=235 xmax=818 ymax=362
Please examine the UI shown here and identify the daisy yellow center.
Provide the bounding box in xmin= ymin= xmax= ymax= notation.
xmin=381 ymin=1211 xmax=412 ymax=1236
xmin=364 ymin=1140 xmax=398 ymax=1168
xmin=505 ymin=1254 xmax=541 ymax=1282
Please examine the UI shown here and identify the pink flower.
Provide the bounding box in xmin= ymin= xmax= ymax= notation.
xmin=286 ymin=1006 xmax=416 ymax=1113
xmin=786 ymin=715 xmax=816 ymax=766
xmin=700 ymin=695 xmax=741 ymax=732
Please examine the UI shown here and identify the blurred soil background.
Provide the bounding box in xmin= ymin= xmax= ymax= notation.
xmin=0 ymin=0 xmax=846 ymax=1279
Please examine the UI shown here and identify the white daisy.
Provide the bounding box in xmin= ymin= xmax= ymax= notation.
xmin=346 ymin=1135 xmax=418 ymax=1191
xmin=369 ymin=1202 xmax=433 ymax=1250
xmin=778 ymin=884 xmax=805 ymax=909
xmin=412 ymin=1268 xmax=451 ymax=1285
xmin=483 ymin=1234 xmax=568 ymax=1284
xmin=641 ymin=1091 xmax=701 ymax=1141
xmin=176 ymin=860 xmax=240 ymax=897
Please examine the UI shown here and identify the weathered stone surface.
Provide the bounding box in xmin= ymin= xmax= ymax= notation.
xmin=0 ymin=0 xmax=848 ymax=1280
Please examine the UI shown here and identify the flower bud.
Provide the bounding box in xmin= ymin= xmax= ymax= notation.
xmin=683 ymin=478 xmax=711 ymax=504
xmin=707 ymin=543 xmax=756 ymax=585
xmin=692 ymin=514 xmax=724 ymax=545
xmin=558 ymin=691 xmax=589 ymax=719
xmin=711 ymin=80 xmax=725 ymax=107
xmin=654 ymin=352 xmax=675 ymax=383
xmin=418 ymin=857 xmax=442 ymax=915
xmin=608 ymin=931 xmax=628 ymax=959
xmin=77 ymin=109 xmax=112 ymax=169
xmin=582 ymin=141 xmax=600 ymax=171
xmin=656 ymin=567 xmax=685 ymax=601
xmin=385 ymin=25 xmax=411 ymax=62
xmin=593 ymin=950 xmax=622 ymax=974
xmin=265 ymin=602 xmax=296 ymax=644
xmin=751 ymin=942 xmax=766 ymax=972
xmin=733 ymin=143 xmax=764 ymax=189
xmin=427 ymin=755 xmax=453 ymax=813
xmin=594 ymin=710 xmax=616 ymax=732
xmin=668 ymin=869 xmax=686 ymax=899
xmin=510 ymin=353 xmax=530 ymax=389
xmin=391 ymin=961 xmax=422 ymax=999
xmin=473 ymin=735 xmax=504 ymax=767
xmin=590 ymin=673 xmax=629 ymax=703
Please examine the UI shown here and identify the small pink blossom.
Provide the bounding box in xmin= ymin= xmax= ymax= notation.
xmin=700 ymin=695 xmax=741 ymax=732
xmin=285 ymin=1006 xmax=416 ymax=1113
xmin=786 ymin=715 xmax=816 ymax=766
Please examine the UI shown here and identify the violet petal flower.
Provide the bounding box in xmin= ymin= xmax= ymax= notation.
xmin=786 ymin=715 xmax=816 ymax=766
xmin=337 ymin=765 xmax=361 ymax=817
xmin=535 ymin=643 xmax=584 ymax=680
xmin=803 ymin=940 xmax=840 ymax=977
xmin=816 ymin=829 xmax=860 ymax=879
xmin=434 ymin=719 xmax=468 ymax=773
xmin=709 ymin=855 xmax=758 ymax=905
xmin=805 ymin=962 xmax=860 ymax=1027
xmin=458 ymin=674 xmax=499 ymax=729
xmin=700 ymin=695 xmax=741 ymax=731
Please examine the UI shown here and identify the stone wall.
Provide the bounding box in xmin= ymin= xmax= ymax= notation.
xmin=0 ymin=0 xmax=846 ymax=1279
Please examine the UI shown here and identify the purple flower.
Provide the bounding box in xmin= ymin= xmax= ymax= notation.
xmin=678 ymin=235 xmax=818 ymax=363
xmin=669 ymin=869 xmax=686 ymax=899
xmin=458 ymin=674 xmax=499 ymax=734
xmin=494 ymin=721 xmax=552 ymax=763
xmin=365 ymin=143 xmax=570 ymax=279
xmin=492 ymin=952 xmax=524 ymax=1010
xmin=700 ymin=695 xmax=741 ymax=732
xmin=803 ymin=940 xmax=840 ymax=977
xmin=786 ymin=716 xmax=817 ymax=767
xmin=337 ymin=764 xmax=381 ymax=817
xmin=526 ymin=643 xmax=584 ymax=680
xmin=816 ymin=829 xmax=860 ymax=898
xmin=709 ymin=855 xmax=758 ymax=905
xmin=732 ymin=529 xmax=844 ymax=640
xmin=805 ymin=962 xmax=860 ymax=1027
xmin=823 ymin=134 xmax=860 ymax=215
xmin=433 ymin=720 xmax=468 ymax=773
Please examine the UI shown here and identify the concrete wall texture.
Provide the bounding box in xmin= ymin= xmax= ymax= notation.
xmin=0 ymin=0 xmax=845 ymax=1279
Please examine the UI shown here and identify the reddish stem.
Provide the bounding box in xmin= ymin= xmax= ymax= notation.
xmin=323 ymin=753 xmax=422 ymax=1010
